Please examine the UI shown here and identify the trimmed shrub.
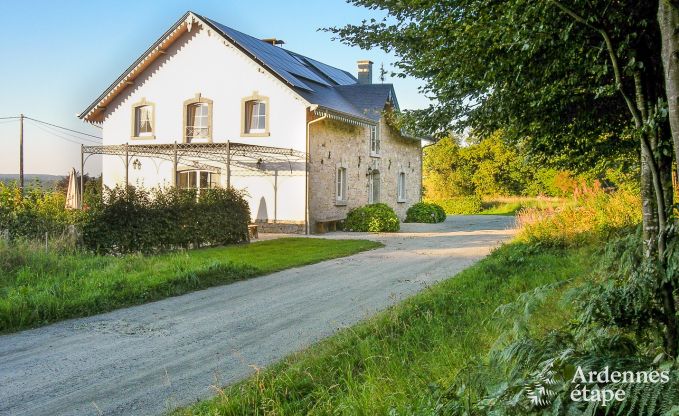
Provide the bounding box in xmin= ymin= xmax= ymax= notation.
xmin=405 ymin=202 xmax=446 ymax=223
xmin=432 ymin=196 xmax=483 ymax=215
xmin=82 ymin=186 xmax=250 ymax=254
xmin=345 ymin=203 xmax=400 ymax=232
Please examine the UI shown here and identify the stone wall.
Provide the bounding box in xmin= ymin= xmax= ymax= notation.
xmin=308 ymin=114 xmax=421 ymax=231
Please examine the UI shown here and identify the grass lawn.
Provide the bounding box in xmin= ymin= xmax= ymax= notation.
xmin=0 ymin=238 xmax=381 ymax=333
xmin=175 ymin=241 xmax=594 ymax=415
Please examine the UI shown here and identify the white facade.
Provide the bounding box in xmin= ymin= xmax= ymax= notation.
xmin=99 ymin=22 xmax=309 ymax=223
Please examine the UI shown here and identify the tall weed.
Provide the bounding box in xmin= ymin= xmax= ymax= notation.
xmin=516 ymin=182 xmax=641 ymax=247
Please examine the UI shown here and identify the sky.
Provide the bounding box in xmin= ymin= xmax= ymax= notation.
xmin=0 ymin=0 xmax=430 ymax=176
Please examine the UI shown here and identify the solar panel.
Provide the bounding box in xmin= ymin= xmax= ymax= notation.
xmin=206 ymin=19 xmax=331 ymax=89
xmin=302 ymin=56 xmax=357 ymax=86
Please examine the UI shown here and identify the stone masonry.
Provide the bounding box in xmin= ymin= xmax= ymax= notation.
xmin=308 ymin=112 xmax=422 ymax=231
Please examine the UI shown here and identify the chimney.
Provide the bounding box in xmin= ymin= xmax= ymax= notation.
xmin=262 ymin=38 xmax=285 ymax=46
xmin=357 ymin=60 xmax=373 ymax=84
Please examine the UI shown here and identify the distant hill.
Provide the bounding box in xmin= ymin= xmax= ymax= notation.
xmin=0 ymin=174 xmax=65 ymax=189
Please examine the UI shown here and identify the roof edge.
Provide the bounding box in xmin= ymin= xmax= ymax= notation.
xmin=79 ymin=11 xmax=194 ymax=122
xmin=79 ymin=11 xmax=312 ymax=123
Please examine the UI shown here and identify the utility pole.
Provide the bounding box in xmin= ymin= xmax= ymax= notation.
xmin=19 ymin=113 xmax=24 ymax=195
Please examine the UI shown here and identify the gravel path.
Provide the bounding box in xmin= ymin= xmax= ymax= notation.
xmin=0 ymin=215 xmax=515 ymax=416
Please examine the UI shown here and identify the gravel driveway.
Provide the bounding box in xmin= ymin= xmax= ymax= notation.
xmin=0 ymin=215 xmax=515 ymax=416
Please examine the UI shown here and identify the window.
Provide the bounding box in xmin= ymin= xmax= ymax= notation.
xmin=336 ymin=167 xmax=347 ymax=204
xmin=370 ymin=125 xmax=380 ymax=156
xmin=131 ymin=99 xmax=155 ymax=139
xmin=397 ymin=172 xmax=406 ymax=202
xmin=183 ymin=95 xmax=213 ymax=143
xmin=176 ymin=170 xmax=220 ymax=194
xmin=369 ymin=170 xmax=380 ymax=203
xmin=241 ymin=93 xmax=270 ymax=136
xmin=186 ymin=103 xmax=209 ymax=141
xmin=245 ymin=100 xmax=266 ymax=133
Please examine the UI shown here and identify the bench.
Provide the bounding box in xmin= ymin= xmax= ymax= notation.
xmin=315 ymin=217 xmax=343 ymax=234
xmin=248 ymin=224 xmax=259 ymax=240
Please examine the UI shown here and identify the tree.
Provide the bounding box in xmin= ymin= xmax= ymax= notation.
xmin=329 ymin=0 xmax=678 ymax=354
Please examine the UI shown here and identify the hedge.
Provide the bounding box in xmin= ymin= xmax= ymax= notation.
xmin=405 ymin=202 xmax=446 ymax=223
xmin=432 ymin=196 xmax=484 ymax=215
xmin=345 ymin=203 xmax=400 ymax=232
xmin=82 ymin=186 xmax=250 ymax=254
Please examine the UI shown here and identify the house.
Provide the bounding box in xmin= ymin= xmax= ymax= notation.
xmin=78 ymin=11 xmax=422 ymax=234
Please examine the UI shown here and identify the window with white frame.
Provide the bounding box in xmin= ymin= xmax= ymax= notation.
xmin=369 ymin=170 xmax=380 ymax=203
xmin=397 ymin=172 xmax=406 ymax=202
xmin=186 ymin=103 xmax=209 ymax=141
xmin=370 ymin=125 xmax=380 ymax=156
xmin=176 ymin=170 xmax=220 ymax=194
xmin=244 ymin=100 xmax=267 ymax=133
xmin=336 ymin=167 xmax=347 ymax=204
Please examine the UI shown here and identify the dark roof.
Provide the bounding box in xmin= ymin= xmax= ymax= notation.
xmin=81 ymin=11 xmax=398 ymax=124
xmin=198 ymin=13 xmax=395 ymax=122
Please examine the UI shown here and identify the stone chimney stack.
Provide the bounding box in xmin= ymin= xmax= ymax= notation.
xmin=357 ymin=60 xmax=373 ymax=84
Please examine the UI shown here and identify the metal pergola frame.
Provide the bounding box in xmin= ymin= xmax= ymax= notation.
xmin=80 ymin=141 xmax=307 ymax=204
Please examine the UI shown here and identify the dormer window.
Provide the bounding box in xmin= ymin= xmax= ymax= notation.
xmin=241 ymin=93 xmax=270 ymax=137
xmin=183 ymin=95 xmax=213 ymax=143
xmin=131 ymin=99 xmax=155 ymax=139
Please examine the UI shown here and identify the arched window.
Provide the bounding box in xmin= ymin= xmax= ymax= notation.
xmin=131 ymin=98 xmax=155 ymax=139
xmin=397 ymin=172 xmax=406 ymax=202
xmin=176 ymin=170 xmax=220 ymax=195
xmin=241 ymin=92 xmax=270 ymax=136
xmin=183 ymin=95 xmax=213 ymax=143
xmin=336 ymin=166 xmax=347 ymax=204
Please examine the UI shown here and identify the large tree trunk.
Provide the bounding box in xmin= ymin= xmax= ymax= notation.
xmin=658 ymin=0 xmax=679 ymax=173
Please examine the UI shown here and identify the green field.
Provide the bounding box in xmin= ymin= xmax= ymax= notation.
xmin=175 ymin=241 xmax=593 ymax=415
xmin=0 ymin=238 xmax=381 ymax=333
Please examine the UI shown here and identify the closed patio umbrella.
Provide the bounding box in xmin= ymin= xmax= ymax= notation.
xmin=65 ymin=168 xmax=81 ymax=210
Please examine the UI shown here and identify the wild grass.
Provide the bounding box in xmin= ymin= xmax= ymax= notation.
xmin=174 ymin=241 xmax=594 ymax=415
xmin=516 ymin=184 xmax=641 ymax=246
xmin=0 ymin=237 xmax=381 ymax=333
xmin=479 ymin=196 xmax=566 ymax=215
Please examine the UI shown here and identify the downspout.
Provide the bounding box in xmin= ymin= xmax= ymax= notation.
xmin=305 ymin=105 xmax=326 ymax=235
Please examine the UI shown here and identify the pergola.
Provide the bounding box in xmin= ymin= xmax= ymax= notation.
xmin=80 ymin=141 xmax=307 ymax=202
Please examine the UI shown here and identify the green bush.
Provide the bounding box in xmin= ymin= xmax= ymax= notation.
xmin=431 ymin=196 xmax=483 ymax=215
xmin=345 ymin=203 xmax=400 ymax=232
xmin=0 ymin=182 xmax=83 ymax=240
xmin=82 ymin=186 xmax=250 ymax=254
xmin=405 ymin=202 xmax=446 ymax=223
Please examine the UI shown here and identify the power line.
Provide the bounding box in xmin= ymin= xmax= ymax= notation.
xmin=25 ymin=119 xmax=102 ymax=145
xmin=24 ymin=116 xmax=102 ymax=140
xmin=0 ymin=116 xmax=20 ymax=120
xmin=25 ymin=119 xmax=99 ymax=146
